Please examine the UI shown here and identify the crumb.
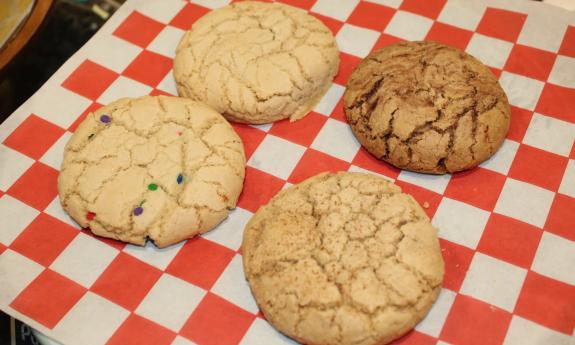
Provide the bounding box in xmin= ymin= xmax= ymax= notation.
xmin=423 ymin=201 xmax=430 ymax=209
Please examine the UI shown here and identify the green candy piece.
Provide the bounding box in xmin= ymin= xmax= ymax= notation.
xmin=148 ymin=183 xmax=158 ymax=191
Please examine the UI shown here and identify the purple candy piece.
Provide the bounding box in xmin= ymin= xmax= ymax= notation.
xmin=133 ymin=206 xmax=143 ymax=216
xmin=100 ymin=115 xmax=111 ymax=123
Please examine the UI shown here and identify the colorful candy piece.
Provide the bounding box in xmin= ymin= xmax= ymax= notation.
xmin=177 ymin=131 xmax=182 ymax=136
xmin=148 ymin=183 xmax=158 ymax=191
xmin=177 ymin=174 xmax=184 ymax=184
xmin=86 ymin=212 xmax=96 ymax=220
xmin=133 ymin=207 xmax=143 ymax=216
xmin=100 ymin=115 xmax=111 ymax=123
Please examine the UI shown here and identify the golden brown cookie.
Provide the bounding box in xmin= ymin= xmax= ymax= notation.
xmin=344 ymin=41 xmax=511 ymax=174
xmin=173 ymin=1 xmax=339 ymax=124
xmin=58 ymin=96 xmax=246 ymax=248
xmin=242 ymin=172 xmax=444 ymax=345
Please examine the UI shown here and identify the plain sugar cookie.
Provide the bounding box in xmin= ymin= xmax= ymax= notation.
xmin=173 ymin=1 xmax=339 ymax=124
xmin=242 ymin=172 xmax=444 ymax=345
xmin=344 ymin=41 xmax=511 ymax=174
xmin=58 ymin=95 xmax=246 ymax=248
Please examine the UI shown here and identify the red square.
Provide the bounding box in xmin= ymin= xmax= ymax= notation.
xmin=545 ymin=194 xmax=575 ymax=242
xmin=0 ymin=242 xmax=6 ymax=255
xmin=559 ymin=25 xmax=575 ymax=58
xmin=489 ymin=67 xmax=502 ymax=78
xmin=180 ymin=293 xmax=255 ymax=345
xmin=440 ymin=294 xmax=512 ymax=345
xmin=352 ymin=148 xmax=401 ymax=181
xmin=8 ymin=162 xmax=59 ymax=211
xmin=477 ymin=214 xmax=542 ymax=268
xmin=150 ymin=89 xmax=173 ymax=97
xmin=3 ymin=115 xmax=65 ymax=160
xmin=508 ymin=144 xmax=568 ymax=192
xmin=476 ymin=8 xmax=527 ymax=42
xmin=445 ymin=167 xmax=506 ymax=211
xmin=170 ymin=3 xmax=211 ymax=30
xmin=91 ymin=253 xmax=161 ymax=310
xmin=372 ymin=33 xmax=404 ymax=52
xmin=334 ymin=52 xmax=363 ymax=86
xmin=439 ymin=239 xmax=474 ymax=291
xmin=107 ymin=314 xmax=176 ymax=345
xmin=400 ymin=0 xmax=446 ymax=19
xmin=10 ymin=270 xmax=86 ymax=328
xmin=123 ymin=50 xmax=173 ymax=87
xmin=114 ymin=11 xmax=164 ymax=47
xmin=237 ymin=167 xmax=285 ymax=213
xmin=68 ymin=102 xmax=103 ymax=133
xmin=276 ymin=0 xmax=316 ymax=9
xmin=230 ymin=124 xmax=266 ymax=160
xmin=166 ymin=237 xmax=235 ymax=290
xmin=309 ymin=12 xmax=343 ymax=35
xmin=390 ymin=330 xmax=436 ymax=345
xmin=507 ymin=106 xmax=533 ymax=142
xmin=515 ymin=271 xmax=575 ymax=334
xmin=62 ymin=60 xmax=118 ymax=100
xmin=11 ymin=213 xmax=78 ymax=266
xmin=395 ymin=181 xmax=442 ymax=219
xmin=535 ymin=83 xmax=575 ymax=123
xmin=348 ymin=2 xmax=396 ymax=32
xmin=288 ymin=149 xmax=350 ymax=184
xmin=269 ymin=112 xmax=327 ymax=147
xmin=425 ymin=22 xmax=473 ymax=51
xmin=330 ymin=97 xmax=347 ymax=123
xmin=504 ymin=44 xmax=557 ymax=81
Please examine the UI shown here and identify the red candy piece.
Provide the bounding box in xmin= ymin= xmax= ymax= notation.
xmin=86 ymin=212 xmax=96 ymax=221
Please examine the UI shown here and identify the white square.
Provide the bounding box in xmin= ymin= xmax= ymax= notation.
xmin=240 ymin=318 xmax=298 ymax=345
xmin=523 ymin=113 xmax=575 ymax=157
xmin=437 ymin=1 xmax=486 ymax=30
xmin=517 ymin=14 xmax=566 ymax=54
xmin=202 ymin=207 xmax=252 ymax=251
xmin=136 ymin=273 xmax=206 ymax=332
xmin=465 ymin=34 xmax=513 ymax=69
xmin=311 ymin=0 xmax=359 ymax=21
xmin=53 ymin=292 xmax=129 ymax=345
xmin=504 ymin=316 xmax=573 ymax=345
xmin=148 ymin=26 xmax=185 ymax=59
xmin=250 ymin=123 xmax=272 ymax=133
xmin=479 ymin=139 xmax=519 ymax=175
xmin=499 ymin=72 xmax=545 ymax=111
xmin=248 ymin=135 xmax=305 ymax=180
xmin=40 ymin=131 xmax=72 ymax=170
xmin=172 ymin=336 xmax=197 ymax=345
xmin=384 ymin=11 xmax=433 ymax=41
xmin=157 ymin=70 xmax=178 ymax=96
xmin=0 ymin=144 xmax=34 ymax=191
xmin=532 ymin=231 xmax=575 ymax=285
xmin=336 ymin=24 xmax=380 ymax=58
xmin=365 ymin=0 xmax=401 ymax=8
xmin=460 ymin=253 xmax=527 ymax=312
xmin=29 ymin=86 xmax=92 ymax=129
xmin=559 ymin=159 xmax=575 ymax=198
xmin=311 ymin=118 xmax=360 ymax=162
xmin=137 ymin=0 xmax=186 ymax=24
xmin=549 ymin=55 xmax=575 ymax=88
xmin=44 ymin=196 xmax=78 ymax=228
xmin=0 ymin=250 xmax=44 ymax=303
xmin=191 ymin=0 xmax=231 ymax=10
xmin=0 ymin=195 xmax=39 ymax=246
xmin=494 ymin=178 xmax=554 ymax=228
xmin=50 ymin=233 xmax=119 ymax=288
xmin=97 ymin=76 xmax=153 ymax=105
xmin=348 ymin=165 xmax=394 ymax=182
xmin=314 ymin=84 xmax=345 ymax=116
xmin=212 ymin=255 xmax=259 ymax=313
xmin=432 ymin=197 xmax=490 ymax=249
xmin=83 ymin=35 xmax=142 ymax=73
xmin=397 ymin=170 xmax=451 ymax=194
xmin=415 ymin=288 xmax=456 ymax=337
xmin=123 ymin=240 xmax=184 ymax=270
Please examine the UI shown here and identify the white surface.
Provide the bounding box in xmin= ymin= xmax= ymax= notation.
xmin=433 ymin=197 xmax=490 ymax=249
xmin=311 ymin=118 xmax=361 ymax=162
xmin=532 ymin=231 xmax=575 ymax=285
xmin=523 ymin=113 xmax=575 ymax=157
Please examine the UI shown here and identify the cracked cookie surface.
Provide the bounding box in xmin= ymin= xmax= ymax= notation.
xmin=58 ymin=95 xmax=246 ymax=248
xmin=242 ymin=172 xmax=444 ymax=345
xmin=173 ymin=1 xmax=339 ymax=124
xmin=344 ymin=41 xmax=511 ymax=174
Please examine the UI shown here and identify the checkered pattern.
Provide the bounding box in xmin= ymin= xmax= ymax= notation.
xmin=0 ymin=0 xmax=574 ymax=344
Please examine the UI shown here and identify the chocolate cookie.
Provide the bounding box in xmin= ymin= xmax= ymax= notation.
xmin=344 ymin=41 xmax=511 ymax=174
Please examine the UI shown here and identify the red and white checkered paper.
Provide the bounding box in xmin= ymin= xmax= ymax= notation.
xmin=1 ymin=0 xmax=574 ymax=344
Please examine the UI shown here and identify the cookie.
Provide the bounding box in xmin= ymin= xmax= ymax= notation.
xmin=58 ymin=96 xmax=246 ymax=248
xmin=173 ymin=1 xmax=339 ymax=124
xmin=242 ymin=172 xmax=444 ymax=345
xmin=344 ymin=41 xmax=511 ymax=174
